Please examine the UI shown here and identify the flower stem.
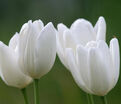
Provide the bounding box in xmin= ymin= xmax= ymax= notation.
xmin=34 ymin=79 xmax=39 ymax=104
xmin=87 ymin=93 xmax=90 ymax=104
xmin=101 ymin=96 xmax=107 ymax=104
xmin=21 ymin=88 xmax=29 ymax=104
xmin=86 ymin=93 xmax=94 ymax=104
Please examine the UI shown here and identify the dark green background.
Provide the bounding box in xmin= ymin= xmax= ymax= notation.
xmin=0 ymin=0 xmax=120 ymax=104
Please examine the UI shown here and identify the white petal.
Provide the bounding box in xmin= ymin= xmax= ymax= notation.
xmin=76 ymin=45 xmax=90 ymax=88
xmin=89 ymin=44 xmax=113 ymax=96
xmin=56 ymin=36 xmax=69 ymax=69
xmin=97 ymin=40 xmax=115 ymax=90
xmin=0 ymin=42 xmax=32 ymax=88
xmin=33 ymin=19 xmax=44 ymax=33
xmin=18 ymin=21 xmax=38 ymax=75
xmin=9 ymin=32 xmax=19 ymax=51
xmin=85 ymin=41 xmax=97 ymax=49
xmin=57 ymin=23 xmax=68 ymax=36
xmin=70 ymin=19 xmax=95 ymax=46
xmin=110 ymin=38 xmax=120 ymax=86
xmin=63 ymin=30 xmax=76 ymax=50
xmin=57 ymin=23 xmax=68 ymax=48
xmin=34 ymin=22 xmax=56 ymax=78
xmin=65 ymin=48 xmax=92 ymax=94
xmin=57 ymin=23 xmax=69 ymax=69
xmin=94 ymin=16 xmax=106 ymax=41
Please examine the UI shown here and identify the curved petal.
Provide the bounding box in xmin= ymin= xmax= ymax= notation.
xmin=89 ymin=43 xmax=113 ymax=96
xmin=76 ymin=45 xmax=90 ymax=88
xmin=57 ymin=23 xmax=68 ymax=36
xmin=0 ymin=42 xmax=32 ymax=89
xmin=110 ymin=38 xmax=120 ymax=86
xmin=57 ymin=24 xmax=70 ymax=69
xmin=9 ymin=32 xmax=19 ymax=51
xmin=63 ymin=30 xmax=77 ymax=50
xmin=18 ymin=20 xmax=38 ymax=75
xmin=65 ymin=48 xmax=92 ymax=94
xmin=94 ymin=17 xmax=106 ymax=41
xmin=34 ymin=22 xmax=56 ymax=78
xmin=85 ymin=41 xmax=97 ymax=49
xmin=70 ymin=19 xmax=95 ymax=45
xmin=57 ymin=23 xmax=68 ymax=48
xmin=33 ymin=20 xmax=44 ymax=33
xmin=56 ymin=36 xmax=69 ymax=69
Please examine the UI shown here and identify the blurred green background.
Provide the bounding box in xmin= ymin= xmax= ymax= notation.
xmin=0 ymin=0 xmax=120 ymax=104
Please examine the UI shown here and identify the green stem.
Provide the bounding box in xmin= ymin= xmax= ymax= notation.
xmin=87 ymin=94 xmax=90 ymax=104
xmin=34 ymin=79 xmax=39 ymax=104
xmin=86 ymin=93 xmax=94 ymax=104
xmin=101 ymin=96 xmax=107 ymax=104
xmin=21 ymin=88 xmax=29 ymax=104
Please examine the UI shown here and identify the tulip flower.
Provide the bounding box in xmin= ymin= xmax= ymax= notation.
xmin=17 ymin=20 xmax=56 ymax=104
xmin=0 ymin=33 xmax=32 ymax=89
xmin=18 ymin=20 xmax=56 ymax=79
xmin=57 ymin=16 xmax=120 ymax=96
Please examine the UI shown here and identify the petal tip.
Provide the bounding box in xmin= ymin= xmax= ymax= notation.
xmin=57 ymin=23 xmax=67 ymax=30
xmin=98 ymin=16 xmax=106 ymax=25
xmin=46 ymin=22 xmax=55 ymax=29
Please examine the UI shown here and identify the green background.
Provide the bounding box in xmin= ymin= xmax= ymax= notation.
xmin=0 ymin=0 xmax=120 ymax=104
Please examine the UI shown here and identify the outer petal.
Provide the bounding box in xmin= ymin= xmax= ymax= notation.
xmin=63 ymin=30 xmax=77 ymax=50
xmin=9 ymin=32 xmax=19 ymax=51
xmin=57 ymin=24 xmax=69 ymax=69
xmin=70 ymin=19 xmax=95 ymax=45
xmin=65 ymin=48 xmax=92 ymax=94
xmin=34 ymin=22 xmax=56 ymax=78
xmin=97 ymin=41 xmax=114 ymax=87
xmin=18 ymin=20 xmax=38 ymax=75
xmin=0 ymin=42 xmax=32 ymax=89
xmin=94 ymin=17 xmax=106 ymax=41
xmin=89 ymin=41 xmax=113 ymax=96
xmin=57 ymin=23 xmax=68 ymax=37
xmin=56 ymin=36 xmax=69 ymax=69
xmin=33 ymin=20 xmax=44 ymax=33
xmin=57 ymin=23 xmax=68 ymax=48
xmin=85 ymin=41 xmax=97 ymax=49
xmin=110 ymin=38 xmax=120 ymax=86
xmin=76 ymin=45 xmax=90 ymax=89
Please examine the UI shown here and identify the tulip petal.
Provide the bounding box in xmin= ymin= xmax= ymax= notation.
xmin=85 ymin=41 xmax=97 ymax=48
xmin=57 ymin=24 xmax=70 ymax=69
xmin=9 ymin=32 xmax=19 ymax=51
xmin=65 ymin=48 xmax=92 ymax=94
xmin=57 ymin=23 xmax=68 ymax=47
xmin=89 ymin=42 xmax=113 ymax=96
xmin=18 ymin=21 xmax=38 ymax=75
xmin=57 ymin=36 xmax=69 ymax=69
xmin=94 ymin=17 xmax=106 ymax=41
xmin=70 ymin=19 xmax=95 ymax=45
xmin=57 ymin=23 xmax=68 ymax=36
xmin=110 ymin=38 xmax=120 ymax=86
xmin=0 ymin=42 xmax=32 ymax=88
xmin=76 ymin=45 xmax=90 ymax=88
xmin=63 ymin=30 xmax=77 ymax=50
xmin=33 ymin=20 xmax=44 ymax=33
xmin=34 ymin=22 xmax=56 ymax=78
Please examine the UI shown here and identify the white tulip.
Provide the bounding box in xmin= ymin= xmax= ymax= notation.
xmin=0 ymin=33 xmax=32 ymax=89
xmin=18 ymin=20 xmax=56 ymax=79
xmin=57 ymin=17 xmax=120 ymax=96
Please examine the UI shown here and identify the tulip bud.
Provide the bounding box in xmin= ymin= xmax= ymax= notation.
xmin=18 ymin=20 xmax=56 ymax=79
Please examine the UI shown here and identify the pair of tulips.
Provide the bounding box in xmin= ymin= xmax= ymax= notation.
xmin=0 ymin=16 xmax=119 ymax=104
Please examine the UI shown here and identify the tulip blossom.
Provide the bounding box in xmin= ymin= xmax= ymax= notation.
xmin=18 ymin=20 xmax=56 ymax=79
xmin=57 ymin=17 xmax=120 ymax=96
xmin=0 ymin=33 xmax=32 ymax=89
